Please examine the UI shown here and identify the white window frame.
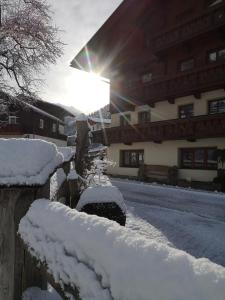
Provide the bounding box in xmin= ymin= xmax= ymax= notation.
xmin=8 ymin=116 xmax=17 ymax=125
xmin=59 ymin=124 xmax=64 ymax=135
xmin=52 ymin=123 xmax=57 ymax=133
xmin=141 ymin=72 xmax=152 ymax=83
xmin=39 ymin=119 xmax=44 ymax=129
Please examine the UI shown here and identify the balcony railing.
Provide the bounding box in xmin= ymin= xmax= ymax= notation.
xmin=0 ymin=123 xmax=24 ymax=134
xmin=150 ymin=5 xmax=225 ymax=53
xmin=118 ymin=62 xmax=225 ymax=108
xmin=93 ymin=113 xmax=225 ymax=144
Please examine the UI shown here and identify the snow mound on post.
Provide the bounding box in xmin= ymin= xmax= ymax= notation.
xmin=76 ymin=185 xmax=127 ymax=214
xmin=19 ymin=200 xmax=225 ymax=300
xmin=57 ymin=146 xmax=75 ymax=162
xmin=0 ymin=139 xmax=63 ymax=186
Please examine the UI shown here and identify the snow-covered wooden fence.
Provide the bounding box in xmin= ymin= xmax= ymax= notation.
xmin=19 ymin=199 xmax=225 ymax=300
xmin=0 ymin=139 xmax=76 ymax=300
xmin=1 ymin=129 xmax=225 ymax=300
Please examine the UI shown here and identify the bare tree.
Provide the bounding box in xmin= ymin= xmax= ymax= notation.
xmin=0 ymin=0 xmax=63 ymax=96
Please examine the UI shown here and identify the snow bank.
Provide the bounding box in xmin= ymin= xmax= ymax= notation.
xmin=22 ymin=287 xmax=62 ymax=300
xmin=19 ymin=200 xmax=225 ymax=300
xmin=77 ymin=185 xmax=127 ymax=214
xmin=0 ymin=139 xmax=63 ymax=186
xmin=58 ymin=146 xmax=75 ymax=162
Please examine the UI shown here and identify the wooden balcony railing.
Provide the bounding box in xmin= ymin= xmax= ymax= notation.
xmin=0 ymin=123 xmax=24 ymax=134
xmin=117 ymin=62 xmax=225 ymax=108
xmin=150 ymin=5 xmax=225 ymax=53
xmin=93 ymin=113 xmax=225 ymax=144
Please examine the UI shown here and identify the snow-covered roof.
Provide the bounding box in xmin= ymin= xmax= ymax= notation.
xmin=88 ymin=143 xmax=107 ymax=153
xmin=76 ymin=113 xmax=88 ymax=121
xmin=23 ymin=101 xmax=64 ymax=124
xmin=0 ymin=139 xmax=63 ymax=186
xmin=77 ymin=185 xmax=126 ymax=213
xmin=88 ymin=116 xmax=111 ymax=124
xmin=19 ymin=199 xmax=225 ymax=300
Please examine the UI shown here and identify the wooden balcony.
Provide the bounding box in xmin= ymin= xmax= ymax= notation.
xmin=93 ymin=113 xmax=225 ymax=144
xmin=150 ymin=5 xmax=225 ymax=53
xmin=117 ymin=62 xmax=225 ymax=109
xmin=0 ymin=124 xmax=24 ymax=135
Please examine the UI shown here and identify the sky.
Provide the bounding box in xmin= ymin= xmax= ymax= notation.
xmin=39 ymin=0 xmax=123 ymax=114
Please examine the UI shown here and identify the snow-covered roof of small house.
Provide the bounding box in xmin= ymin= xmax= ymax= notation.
xmin=22 ymin=101 xmax=64 ymax=124
xmin=88 ymin=116 xmax=111 ymax=124
xmin=0 ymin=139 xmax=63 ymax=186
xmin=89 ymin=143 xmax=107 ymax=153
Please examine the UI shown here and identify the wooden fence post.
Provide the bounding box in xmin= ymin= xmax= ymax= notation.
xmin=0 ymin=183 xmax=49 ymax=300
xmin=75 ymin=119 xmax=90 ymax=178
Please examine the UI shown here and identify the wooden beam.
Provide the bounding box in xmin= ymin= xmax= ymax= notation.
xmin=194 ymin=92 xmax=201 ymax=99
xmin=168 ymin=98 xmax=175 ymax=104
xmin=149 ymin=102 xmax=155 ymax=108
xmin=187 ymin=137 xmax=196 ymax=142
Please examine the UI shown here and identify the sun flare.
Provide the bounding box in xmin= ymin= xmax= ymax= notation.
xmin=64 ymin=69 xmax=110 ymax=114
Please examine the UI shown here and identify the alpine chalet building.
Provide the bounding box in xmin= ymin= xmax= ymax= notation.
xmin=72 ymin=0 xmax=225 ymax=187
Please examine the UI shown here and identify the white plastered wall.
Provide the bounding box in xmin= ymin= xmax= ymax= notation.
xmin=107 ymin=137 xmax=225 ymax=182
xmin=110 ymin=89 xmax=225 ymax=126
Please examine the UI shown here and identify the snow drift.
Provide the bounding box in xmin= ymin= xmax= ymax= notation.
xmin=19 ymin=200 xmax=225 ymax=300
xmin=0 ymin=139 xmax=63 ymax=186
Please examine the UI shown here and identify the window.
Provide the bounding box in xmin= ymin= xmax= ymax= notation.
xmin=59 ymin=124 xmax=64 ymax=135
xmin=208 ymin=48 xmax=225 ymax=63
xmin=39 ymin=119 xmax=44 ymax=129
xmin=52 ymin=123 xmax=57 ymax=133
xmin=120 ymin=150 xmax=144 ymax=168
xmin=138 ymin=111 xmax=150 ymax=123
xmin=120 ymin=114 xmax=131 ymax=126
xmin=179 ymin=104 xmax=194 ymax=119
xmin=180 ymin=148 xmax=217 ymax=169
xmin=180 ymin=59 xmax=194 ymax=72
xmin=141 ymin=72 xmax=152 ymax=83
xmin=8 ymin=116 xmax=17 ymax=125
xmin=206 ymin=0 xmax=223 ymax=7
xmin=209 ymin=99 xmax=225 ymax=114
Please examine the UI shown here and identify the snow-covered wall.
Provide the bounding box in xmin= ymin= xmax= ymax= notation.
xmin=19 ymin=200 xmax=225 ymax=300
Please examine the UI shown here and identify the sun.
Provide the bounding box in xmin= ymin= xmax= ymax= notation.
xmin=64 ymin=68 xmax=110 ymax=114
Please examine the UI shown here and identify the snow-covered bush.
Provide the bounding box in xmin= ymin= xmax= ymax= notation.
xmin=77 ymin=185 xmax=126 ymax=226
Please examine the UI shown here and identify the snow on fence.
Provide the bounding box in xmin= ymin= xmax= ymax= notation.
xmin=19 ymin=199 xmax=225 ymax=300
xmin=0 ymin=139 xmax=76 ymax=300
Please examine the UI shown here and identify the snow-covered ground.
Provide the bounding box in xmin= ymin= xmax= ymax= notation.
xmin=112 ymin=178 xmax=225 ymax=267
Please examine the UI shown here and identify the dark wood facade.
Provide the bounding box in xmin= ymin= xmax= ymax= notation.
xmin=73 ymin=0 xmax=225 ymax=144
xmin=0 ymin=97 xmax=69 ymax=141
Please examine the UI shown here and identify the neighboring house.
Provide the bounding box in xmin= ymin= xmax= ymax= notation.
xmin=71 ymin=0 xmax=225 ymax=185
xmin=0 ymin=92 xmax=75 ymax=146
xmin=88 ymin=117 xmax=111 ymax=131
xmin=89 ymin=104 xmax=111 ymax=131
